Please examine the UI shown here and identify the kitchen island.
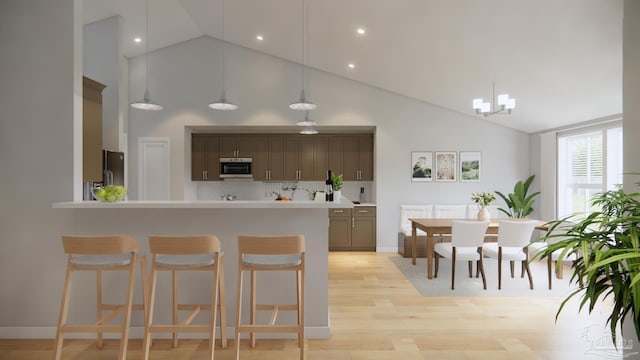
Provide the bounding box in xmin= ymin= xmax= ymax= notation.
xmin=52 ymin=200 xmax=352 ymax=339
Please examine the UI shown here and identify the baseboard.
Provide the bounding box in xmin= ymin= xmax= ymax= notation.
xmin=0 ymin=326 xmax=330 ymax=339
xmin=376 ymin=246 xmax=398 ymax=253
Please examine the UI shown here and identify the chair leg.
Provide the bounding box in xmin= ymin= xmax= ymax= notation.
xmin=218 ymin=257 xmax=228 ymax=348
xmin=510 ymin=261 xmax=514 ymax=278
xmin=468 ymin=261 xmax=473 ymax=278
xmin=209 ymin=261 xmax=220 ymax=360
xmin=299 ymin=268 xmax=305 ymax=360
xmin=250 ymin=270 xmax=256 ymax=348
xmin=521 ymin=260 xmax=525 ymax=278
xmin=434 ymin=254 xmax=439 ymax=278
xmin=96 ymin=270 xmax=103 ymax=349
xmin=139 ymin=256 xmax=151 ymax=349
xmin=524 ymin=259 xmax=534 ymax=290
xmin=498 ymin=248 xmax=503 ymax=290
xmin=118 ymin=258 xmax=137 ymax=360
xmin=143 ymin=263 xmax=158 ymax=360
xmin=477 ymin=256 xmax=487 ymax=290
xmin=54 ymin=263 xmax=74 ymax=360
xmin=234 ymin=268 xmax=243 ymax=360
xmin=172 ymin=270 xmax=178 ymax=348
xmin=451 ymin=249 xmax=456 ymax=290
xmin=547 ymin=255 xmax=553 ymax=290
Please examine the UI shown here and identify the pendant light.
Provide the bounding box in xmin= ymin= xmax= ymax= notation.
xmin=208 ymin=0 xmax=237 ymax=110
xmin=298 ymin=111 xmax=318 ymax=134
xmin=289 ymin=0 xmax=316 ymax=111
xmin=130 ymin=0 xmax=162 ymax=110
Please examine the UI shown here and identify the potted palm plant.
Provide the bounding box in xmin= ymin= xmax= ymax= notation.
xmin=535 ymin=188 xmax=640 ymax=348
xmin=495 ymin=175 xmax=540 ymax=218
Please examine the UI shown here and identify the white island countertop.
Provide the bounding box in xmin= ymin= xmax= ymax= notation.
xmin=52 ymin=199 xmax=355 ymax=209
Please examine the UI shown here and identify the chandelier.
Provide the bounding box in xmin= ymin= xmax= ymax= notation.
xmin=472 ymin=82 xmax=515 ymax=117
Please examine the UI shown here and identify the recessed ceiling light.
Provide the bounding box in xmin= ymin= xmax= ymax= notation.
xmin=256 ymin=34 xmax=264 ymax=41
xmin=134 ymin=37 xmax=142 ymax=43
xmin=356 ymin=27 xmax=366 ymax=35
xmin=348 ymin=63 xmax=355 ymax=69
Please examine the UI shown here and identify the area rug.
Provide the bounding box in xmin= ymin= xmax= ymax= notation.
xmin=390 ymin=255 xmax=578 ymax=297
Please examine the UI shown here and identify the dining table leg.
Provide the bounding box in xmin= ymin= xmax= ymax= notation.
xmin=427 ymin=231 xmax=434 ymax=279
xmin=412 ymin=223 xmax=417 ymax=265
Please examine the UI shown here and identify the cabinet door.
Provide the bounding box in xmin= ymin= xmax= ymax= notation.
xmin=192 ymin=135 xmax=219 ymax=181
xmin=219 ymin=136 xmax=237 ymax=157
xmin=314 ymin=136 xmax=329 ymax=181
xmin=329 ymin=208 xmax=352 ymax=251
xmin=82 ymin=76 xmax=105 ymax=182
xmin=328 ymin=136 xmax=344 ymax=178
xmin=283 ymin=136 xmax=299 ymax=180
xmin=252 ymin=136 xmax=268 ymax=181
xmin=351 ymin=207 xmax=376 ymax=251
xmin=359 ymin=135 xmax=374 ymax=180
xmin=268 ymin=136 xmax=284 ymax=180
xmin=237 ymin=136 xmax=255 ymax=158
xmin=342 ymin=136 xmax=360 ymax=181
xmin=298 ymin=136 xmax=314 ymax=180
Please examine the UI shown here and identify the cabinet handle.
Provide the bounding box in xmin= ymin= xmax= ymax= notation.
xmin=358 ymin=210 xmax=368 ymax=213
xmin=334 ymin=210 xmax=344 ymax=213
xmin=202 ymin=170 xmax=206 ymax=180
xmin=352 ymin=218 xmax=355 ymax=228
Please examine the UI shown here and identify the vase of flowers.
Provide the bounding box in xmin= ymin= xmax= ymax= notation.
xmin=471 ymin=192 xmax=496 ymax=221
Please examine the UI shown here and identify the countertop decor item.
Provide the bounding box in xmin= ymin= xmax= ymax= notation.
xmin=92 ymin=185 xmax=127 ymax=202
xmin=471 ymin=192 xmax=495 ymax=221
xmin=331 ymin=173 xmax=343 ymax=202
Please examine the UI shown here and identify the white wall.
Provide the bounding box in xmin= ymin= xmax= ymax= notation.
xmin=0 ymin=0 xmax=77 ymax=328
xmin=624 ymin=0 xmax=640 ymax=191
xmin=83 ymin=16 xmax=126 ymax=152
xmin=127 ymin=36 xmax=531 ymax=252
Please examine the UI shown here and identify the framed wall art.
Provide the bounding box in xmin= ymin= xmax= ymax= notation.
xmin=435 ymin=151 xmax=457 ymax=182
xmin=411 ymin=151 xmax=433 ymax=182
xmin=460 ymin=151 xmax=481 ymax=182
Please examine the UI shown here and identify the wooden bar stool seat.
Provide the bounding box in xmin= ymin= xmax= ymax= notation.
xmin=235 ymin=235 xmax=305 ymax=360
xmin=143 ymin=235 xmax=227 ymax=360
xmin=54 ymin=235 xmax=148 ymax=360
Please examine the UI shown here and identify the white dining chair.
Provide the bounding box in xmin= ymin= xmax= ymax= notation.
xmin=483 ymin=220 xmax=539 ymax=289
xmin=434 ymin=220 xmax=490 ymax=289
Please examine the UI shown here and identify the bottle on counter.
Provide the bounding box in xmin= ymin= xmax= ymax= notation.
xmin=359 ymin=186 xmax=366 ymax=203
xmin=325 ymin=170 xmax=334 ymax=202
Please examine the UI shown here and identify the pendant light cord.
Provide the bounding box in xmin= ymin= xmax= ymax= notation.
xmin=301 ymin=0 xmax=306 ymax=93
xmin=145 ymin=0 xmax=150 ymax=94
xmin=221 ymin=0 xmax=226 ymax=93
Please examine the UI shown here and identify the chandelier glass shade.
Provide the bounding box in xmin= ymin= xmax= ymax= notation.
xmin=472 ymin=82 xmax=515 ymax=117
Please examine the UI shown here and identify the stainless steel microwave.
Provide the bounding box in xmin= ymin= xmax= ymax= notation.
xmin=219 ymin=158 xmax=253 ymax=178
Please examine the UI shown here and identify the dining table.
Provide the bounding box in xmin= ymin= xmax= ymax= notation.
xmin=410 ymin=218 xmax=549 ymax=279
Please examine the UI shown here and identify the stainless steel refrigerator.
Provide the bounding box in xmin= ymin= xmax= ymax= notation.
xmin=103 ymin=150 xmax=124 ymax=186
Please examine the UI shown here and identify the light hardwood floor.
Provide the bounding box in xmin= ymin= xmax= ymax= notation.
xmin=0 ymin=252 xmax=615 ymax=359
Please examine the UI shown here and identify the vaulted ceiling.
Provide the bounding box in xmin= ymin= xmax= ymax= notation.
xmin=83 ymin=0 xmax=623 ymax=133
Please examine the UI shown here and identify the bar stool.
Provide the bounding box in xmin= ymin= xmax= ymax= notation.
xmin=54 ymin=235 xmax=148 ymax=360
xmin=143 ymin=235 xmax=227 ymax=360
xmin=235 ymin=235 xmax=305 ymax=360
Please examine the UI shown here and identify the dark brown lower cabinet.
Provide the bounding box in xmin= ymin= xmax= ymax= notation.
xmin=329 ymin=206 xmax=376 ymax=251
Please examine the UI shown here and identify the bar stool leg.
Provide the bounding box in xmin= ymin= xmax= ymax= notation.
xmin=208 ymin=259 xmax=220 ymax=360
xmin=234 ymin=268 xmax=243 ymax=360
xmin=143 ymin=262 xmax=158 ymax=360
xmin=299 ymin=267 xmax=305 ymax=360
xmin=54 ymin=264 xmax=74 ymax=360
xmin=218 ymin=257 xmax=228 ymax=348
xmin=118 ymin=257 xmax=137 ymax=360
xmin=172 ymin=270 xmax=179 ymax=348
xmin=250 ymin=270 xmax=256 ymax=348
xmin=96 ymin=270 xmax=104 ymax=349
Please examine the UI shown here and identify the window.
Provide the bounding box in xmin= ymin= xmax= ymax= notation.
xmin=557 ymin=124 xmax=623 ymax=219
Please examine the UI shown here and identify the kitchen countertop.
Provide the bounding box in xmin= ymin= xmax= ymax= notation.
xmin=52 ymin=199 xmax=355 ymax=209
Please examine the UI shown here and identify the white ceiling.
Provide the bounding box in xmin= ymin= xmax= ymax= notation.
xmin=83 ymin=0 xmax=624 ymax=133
